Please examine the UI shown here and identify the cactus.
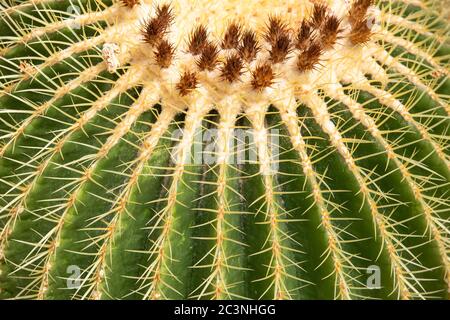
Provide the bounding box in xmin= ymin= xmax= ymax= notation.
xmin=0 ymin=0 xmax=449 ymax=300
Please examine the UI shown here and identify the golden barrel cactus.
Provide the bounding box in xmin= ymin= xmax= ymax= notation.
xmin=0 ymin=0 xmax=449 ymax=300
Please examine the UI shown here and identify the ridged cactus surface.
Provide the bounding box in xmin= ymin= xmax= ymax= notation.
xmin=0 ymin=0 xmax=449 ymax=300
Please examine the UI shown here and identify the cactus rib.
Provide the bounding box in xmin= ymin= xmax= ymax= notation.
xmin=0 ymin=0 xmax=448 ymax=300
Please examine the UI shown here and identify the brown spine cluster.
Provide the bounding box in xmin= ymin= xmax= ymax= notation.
xmin=158 ymin=2 xmax=375 ymax=96
xmin=196 ymin=42 xmax=220 ymax=71
xmin=142 ymin=3 xmax=174 ymax=46
xmin=296 ymin=21 xmax=312 ymax=51
xmin=320 ymin=15 xmax=342 ymax=50
xmin=264 ymin=16 xmax=289 ymax=46
xmin=238 ymin=30 xmax=260 ymax=63
xmin=294 ymin=4 xmax=337 ymax=73
xmin=220 ymin=54 xmax=244 ymax=83
xmin=177 ymin=70 xmax=199 ymax=96
xmin=270 ymin=33 xmax=293 ymax=64
xmin=251 ymin=63 xmax=275 ymax=91
xmin=154 ymin=39 xmax=175 ymax=68
xmin=310 ymin=4 xmax=328 ymax=29
xmin=297 ymin=43 xmax=323 ymax=73
xmin=121 ymin=0 xmax=139 ymax=8
xmin=142 ymin=4 xmax=176 ymax=69
xmin=264 ymin=16 xmax=292 ymax=64
xmin=188 ymin=25 xmax=209 ymax=55
xmin=187 ymin=22 xmax=260 ymax=85
xmin=142 ymin=16 xmax=167 ymax=45
xmin=349 ymin=19 xmax=372 ymax=45
xmin=312 ymin=4 xmax=343 ymax=51
xmin=222 ymin=22 xmax=242 ymax=50
xmin=155 ymin=3 xmax=175 ymax=25
xmin=348 ymin=0 xmax=374 ymax=45
xmin=348 ymin=0 xmax=374 ymax=25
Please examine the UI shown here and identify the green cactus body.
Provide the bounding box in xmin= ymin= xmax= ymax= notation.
xmin=0 ymin=0 xmax=448 ymax=300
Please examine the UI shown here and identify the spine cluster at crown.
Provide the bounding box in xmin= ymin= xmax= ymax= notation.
xmin=136 ymin=1 xmax=375 ymax=97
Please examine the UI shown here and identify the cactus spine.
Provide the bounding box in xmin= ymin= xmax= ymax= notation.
xmin=0 ymin=0 xmax=449 ymax=299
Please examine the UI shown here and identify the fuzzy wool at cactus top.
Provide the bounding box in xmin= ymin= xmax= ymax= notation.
xmin=0 ymin=0 xmax=448 ymax=300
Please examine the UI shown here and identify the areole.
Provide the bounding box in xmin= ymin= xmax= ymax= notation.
xmin=0 ymin=0 xmax=448 ymax=301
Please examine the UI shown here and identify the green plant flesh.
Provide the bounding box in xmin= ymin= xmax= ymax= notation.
xmin=0 ymin=0 xmax=449 ymax=300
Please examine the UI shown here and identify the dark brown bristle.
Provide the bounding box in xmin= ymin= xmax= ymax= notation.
xmin=220 ymin=54 xmax=244 ymax=83
xmin=270 ymin=33 xmax=292 ymax=64
xmin=297 ymin=42 xmax=322 ymax=73
xmin=142 ymin=4 xmax=173 ymax=45
xmin=142 ymin=16 xmax=168 ymax=45
xmin=319 ymin=15 xmax=342 ymax=50
xmin=349 ymin=19 xmax=372 ymax=45
xmin=310 ymin=3 xmax=329 ymax=29
xmin=155 ymin=3 xmax=175 ymax=26
xmin=349 ymin=0 xmax=374 ymax=25
xmin=251 ymin=63 xmax=275 ymax=91
xmin=188 ymin=25 xmax=209 ymax=55
xmin=238 ymin=30 xmax=260 ymax=63
xmin=121 ymin=0 xmax=139 ymax=8
xmin=296 ymin=21 xmax=313 ymax=51
xmin=154 ymin=39 xmax=175 ymax=68
xmin=196 ymin=42 xmax=220 ymax=71
xmin=176 ymin=70 xmax=199 ymax=96
xmin=264 ymin=15 xmax=289 ymax=46
xmin=222 ymin=22 xmax=242 ymax=49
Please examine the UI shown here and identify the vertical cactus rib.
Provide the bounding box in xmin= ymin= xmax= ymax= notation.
xmin=100 ymin=109 xmax=177 ymax=299
xmin=56 ymin=86 xmax=163 ymax=299
xmin=374 ymin=28 xmax=449 ymax=77
xmin=324 ymin=84 xmax=450 ymax=292
xmin=0 ymin=17 xmax=135 ymax=94
xmin=359 ymin=50 xmax=450 ymax=156
xmin=383 ymin=1 xmax=449 ymax=35
xmin=214 ymin=104 xmax=242 ymax=300
xmin=37 ymin=92 xmax=154 ymax=299
xmin=0 ymin=65 xmax=140 ymax=202
xmin=190 ymin=100 xmax=247 ymax=300
xmin=1 ymin=37 xmax=104 ymax=93
xmin=302 ymin=92 xmax=415 ymax=299
xmin=1 ymin=0 xmax=54 ymax=16
xmin=246 ymin=105 xmax=312 ymax=300
xmin=0 ymin=0 xmax=448 ymax=301
xmin=0 ymin=67 xmax=143 ymax=299
xmin=0 ymin=3 xmax=120 ymax=56
xmin=140 ymin=99 xmax=212 ymax=300
xmin=395 ymin=0 xmax=424 ymax=7
xmin=354 ymin=79 xmax=450 ymax=167
xmin=276 ymin=100 xmax=352 ymax=300
xmin=375 ymin=9 xmax=445 ymax=42
xmin=0 ymin=62 xmax=107 ymax=157
xmin=367 ymin=45 xmax=450 ymax=115
xmin=0 ymin=64 xmax=115 ymax=262
xmin=41 ymin=86 xmax=151 ymax=299
xmin=390 ymin=0 xmax=442 ymax=16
